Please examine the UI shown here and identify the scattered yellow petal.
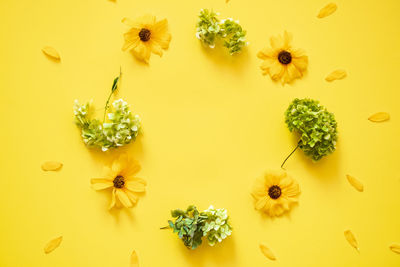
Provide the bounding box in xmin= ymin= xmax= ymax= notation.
xmin=259 ymin=244 xmax=276 ymax=261
xmin=344 ymin=230 xmax=359 ymax=251
xmin=325 ymin=69 xmax=347 ymax=82
xmin=389 ymin=244 xmax=400 ymax=254
xmin=368 ymin=112 xmax=390 ymax=122
xmin=41 ymin=161 xmax=63 ymax=171
xmin=346 ymin=175 xmax=364 ymax=192
xmin=226 ymin=0 xmax=230 ymax=2
xmin=131 ymin=250 xmax=139 ymax=267
xmin=317 ymin=3 xmax=337 ymax=18
xmin=44 ymin=236 xmax=63 ymax=254
xmin=42 ymin=46 xmax=61 ymax=60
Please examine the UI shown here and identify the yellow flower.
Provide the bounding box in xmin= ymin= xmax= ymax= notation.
xmin=122 ymin=15 xmax=171 ymax=63
xmin=257 ymin=31 xmax=308 ymax=85
xmin=251 ymin=170 xmax=300 ymax=217
xmin=91 ymin=154 xmax=146 ymax=209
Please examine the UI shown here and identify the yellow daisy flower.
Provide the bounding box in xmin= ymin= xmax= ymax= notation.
xmin=257 ymin=31 xmax=308 ymax=85
xmin=122 ymin=15 xmax=171 ymax=63
xmin=91 ymin=154 xmax=146 ymax=209
xmin=251 ymin=170 xmax=300 ymax=217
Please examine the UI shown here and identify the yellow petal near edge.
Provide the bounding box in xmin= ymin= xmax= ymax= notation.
xmin=42 ymin=46 xmax=61 ymax=60
xmin=44 ymin=236 xmax=63 ymax=254
xmin=109 ymin=188 xmax=116 ymax=210
xmin=389 ymin=244 xmax=400 ymax=254
xmin=126 ymin=181 xmax=146 ymax=192
xmin=368 ymin=112 xmax=390 ymax=122
xmin=317 ymin=3 xmax=338 ymax=18
xmin=41 ymin=161 xmax=63 ymax=171
xmin=346 ymin=175 xmax=364 ymax=192
xmin=259 ymin=243 xmax=276 ymax=260
xmin=344 ymin=230 xmax=359 ymax=251
xmin=131 ymin=250 xmax=139 ymax=267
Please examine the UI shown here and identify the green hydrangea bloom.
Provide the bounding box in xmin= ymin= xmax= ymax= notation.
xmin=284 ymin=98 xmax=338 ymax=162
xmin=164 ymin=205 xmax=232 ymax=249
xmin=74 ymin=99 xmax=141 ymax=151
xmin=201 ymin=205 xmax=232 ymax=246
xmin=196 ymin=9 xmax=247 ymax=54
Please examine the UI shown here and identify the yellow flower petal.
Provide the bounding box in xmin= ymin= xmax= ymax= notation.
xmin=255 ymin=197 xmax=268 ymax=210
xmin=344 ymin=230 xmax=359 ymax=251
xmin=91 ymin=179 xmax=113 ymax=190
xmin=283 ymin=31 xmax=293 ymax=49
xmin=270 ymin=35 xmax=284 ymax=50
xmin=42 ymin=46 xmax=61 ymax=61
xmin=41 ymin=161 xmax=63 ymax=171
xmin=291 ymin=56 xmax=308 ymax=71
xmin=109 ymin=188 xmax=116 ymax=209
xmin=346 ymin=175 xmax=364 ymax=192
xmin=325 ymin=69 xmax=347 ymax=82
xmin=317 ymin=3 xmax=338 ymax=18
xmin=269 ymin=61 xmax=285 ymax=81
xmin=259 ymin=244 xmax=276 ymax=260
xmin=44 ymin=236 xmax=63 ymax=254
xmin=126 ymin=181 xmax=146 ymax=192
xmin=389 ymin=244 xmax=400 ymax=254
xmin=131 ymin=250 xmax=139 ymax=267
xmin=116 ymin=189 xmax=132 ymax=208
xmin=368 ymin=112 xmax=390 ymax=122
xmin=124 ymin=189 xmax=138 ymax=204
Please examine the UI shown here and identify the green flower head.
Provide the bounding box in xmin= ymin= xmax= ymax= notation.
xmin=284 ymin=98 xmax=338 ymax=163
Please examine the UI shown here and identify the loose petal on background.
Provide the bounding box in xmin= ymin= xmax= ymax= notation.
xmin=325 ymin=69 xmax=347 ymax=82
xmin=42 ymin=46 xmax=61 ymax=60
xmin=259 ymin=244 xmax=276 ymax=260
xmin=317 ymin=3 xmax=338 ymax=18
xmin=41 ymin=161 xmax=63 ymax=171
xmin=131 ymin=250 xmax=139 ymax=267
xmin=389 ymin=244 xmax=400 ymax=254
xmin=44 ymin=236 xmax=63 ymax=254
xmin=368 ymin=112 xmax=390 ymax=122
xmin=346 ymin=175 xmax=364 ymax=192
xmin=344 ymin=230 xmax=359 ymax=251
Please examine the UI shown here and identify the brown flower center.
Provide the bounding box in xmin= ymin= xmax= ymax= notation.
xmin=139 ymin=28 xmax=151 ymax=42
xmin=268 ymin=185 xmax=282 ymax=199
xmin=278 ymin=50 xmax=292 ymax=65
xmin=113 ymin=175 xmax=125 ymax=188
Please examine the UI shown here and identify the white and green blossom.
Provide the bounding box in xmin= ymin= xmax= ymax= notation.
xmin=74 ymin=99 xmax=141 ymax=151
xmin=196 ymin=9 xmax=247 ymax=55
xmin=201 ymin=205 xmax=232 ymax=246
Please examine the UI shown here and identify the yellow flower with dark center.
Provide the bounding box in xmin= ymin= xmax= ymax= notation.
xmin=122 ymin=15 xmax=171 ymax=63
xmin=91 ymin=154 xmax=146 ymax=209
xmin=251 ymin=170 xmax=300 ymax=217
xmin=257 ymin=31 xmax=308 ymax=85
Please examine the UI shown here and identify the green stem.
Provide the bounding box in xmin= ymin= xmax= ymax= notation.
xmin=102 ymin=67 xmax=122 ymax=123
xmin=160 ymin=226 xmax=170 ymax=230
xmin=102 ymin=90 xmax=113 ymax=123
xmin=281 ymin=140 xmax=301 ymax=169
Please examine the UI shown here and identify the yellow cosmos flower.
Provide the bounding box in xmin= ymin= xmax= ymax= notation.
xmin=122 ymin=15 xmax=171 ymax=63
xmin=251 ymin=170 xmax=300 ymax=217
xmin=257 ymin=31 xmax=308 ymax=85
xmin=91 ymin=154 xmax=146 ymax=209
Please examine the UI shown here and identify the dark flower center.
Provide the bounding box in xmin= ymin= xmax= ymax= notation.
xmin=113 ymin=175 xmax=125 ymax=188
xmin=268 ymin=185 xmax=282 ymax=199
xmin=139 ymin=28 xmax=151 ymax=42
xmin=278 ymin=50 xmax=292 ymax=65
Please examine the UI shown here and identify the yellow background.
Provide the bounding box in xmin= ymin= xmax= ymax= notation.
xmin=0 ymin=0 xmax=399 ymax=266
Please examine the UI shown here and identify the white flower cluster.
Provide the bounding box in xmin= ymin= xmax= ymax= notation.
xmin=201 ymin=205 xmax=232 ymax=246
xmin=74 ymin=99 xmax=141 ymax=151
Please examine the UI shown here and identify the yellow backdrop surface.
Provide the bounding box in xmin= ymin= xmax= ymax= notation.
xmin=1 ymin=0 xmax=400 ymax=266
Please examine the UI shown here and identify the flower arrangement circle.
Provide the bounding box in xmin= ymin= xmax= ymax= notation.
xmin=251 ymin=170 xmax=300 ymax=217
xmin=281 ymin=98 xmax=338 ymax=167
xmin=162 ymin=205 xmax=232 ymax=249
xmin=74 ymin=71 xmax=141 ymax=151
xmin=257 ymin=31 xmax=308 ymax=85
xmin=196 ymin=9 xmax=247 ymax=55
xmin=91 ymin=153 xmax=146 ymax=209
xmin=122 ymin=15 xmax=171 ymax=63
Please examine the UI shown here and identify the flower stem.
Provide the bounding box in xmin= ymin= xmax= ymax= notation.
xmin=103 ymin=67 xmax=122 ymax=123
xmin=160 ymin=226 xmax=170 ymax=230
xmin=281 ymin=140 xmax=301 ymax=169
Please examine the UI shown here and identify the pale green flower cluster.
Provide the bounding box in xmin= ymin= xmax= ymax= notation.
xmin=201 ymin=205 xmax=232 ymax=246
xmin=196 ymin=9 xmax=247 ymax=54
xmin=74 ymin=99 xmax=141 ymax=151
